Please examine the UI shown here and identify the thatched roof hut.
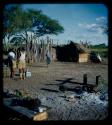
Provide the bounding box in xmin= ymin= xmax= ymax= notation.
xmin=52 ymin=41 xmax=89 ymax=62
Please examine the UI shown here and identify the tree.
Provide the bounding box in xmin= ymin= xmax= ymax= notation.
xmin=3 ymin=5 xmax=64 ymax=42
xmin=3 ymin=4 xmax=64 ymax=62
xmin=27 ymin=9 xmax=64 ymax=37
xmin=3 ymin=5 xmax=23 ymax=41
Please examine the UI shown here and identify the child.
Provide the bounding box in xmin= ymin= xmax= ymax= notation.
xmin=17 ymin=47 xmax=26 ymax=80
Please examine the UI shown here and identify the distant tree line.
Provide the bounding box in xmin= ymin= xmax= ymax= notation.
xmin=90 ymin=43 xmax=108 ymax=49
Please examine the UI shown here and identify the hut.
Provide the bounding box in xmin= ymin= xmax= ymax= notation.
xmin=73 ymin=42 xmax=89 ymax=63
xmin=52 ymin=41 xmax=89 ymax=63
xmin=78 ymin=53 xmax=88 ymax=63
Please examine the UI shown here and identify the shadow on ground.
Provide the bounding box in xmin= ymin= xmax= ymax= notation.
xmin=40 ymin=88 xmax=59 ymax=93
xmin=42 ymin=78 xmax=84 ymax=94
xmin=32 ymin=65 xmax=47 ymax=68
xmin=45 ymin=78 xmax=83 ymax=86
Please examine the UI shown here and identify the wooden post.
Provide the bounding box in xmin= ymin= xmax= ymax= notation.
xmin=96 ymin=75 xmax=100 ymax=86
xmin=83 ymin=74 xmax=87 ymax=84
xmin=42 ymin=39 xmax=44 ymax=61
xmin=51 ymin=39 xmax=53 ymax=62
xmin=49 ymin=39 xmax=51 ymax=58
xmin=40 ymin=40 xmax=42 ymax=62
xmin=43 ymin=39 xmax=45 ymax=61
xmin=35 ymin=38 xmax=37 ymax=63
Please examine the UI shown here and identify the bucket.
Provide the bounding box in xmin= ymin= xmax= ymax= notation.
xmin=26 ymin=71 xmax=31 ymax=78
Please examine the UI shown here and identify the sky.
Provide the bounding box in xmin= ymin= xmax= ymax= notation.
xmin=21 ymin=4 xmax=108 ymax=45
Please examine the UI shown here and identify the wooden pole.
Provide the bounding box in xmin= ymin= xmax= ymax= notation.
xmin=51 ymin=39 xmax=53 ymax=62
xmin=83 ymin=74 xmax=87 ymax=84
xmin=96 ymin=75 xmax=101 ymax=86
xmin=42 ymin=39 xmax=44 ymax=61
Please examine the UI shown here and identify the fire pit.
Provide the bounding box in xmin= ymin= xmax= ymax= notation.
xmin=74 ymin=86 xmax=83 ymax=95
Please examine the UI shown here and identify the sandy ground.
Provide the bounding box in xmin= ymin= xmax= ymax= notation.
xmin=3 ymin=61 xmax=108 ymax=120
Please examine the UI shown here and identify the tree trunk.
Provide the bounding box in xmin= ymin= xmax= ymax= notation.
xmin=25 ymin=31 xmax=29 ymax=63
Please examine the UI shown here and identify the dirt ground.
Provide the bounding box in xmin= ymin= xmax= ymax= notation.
xmin=3 ymin=61 xmax=108 ymax=120
xmin=3 ymin=61 xmax=108 ymax=91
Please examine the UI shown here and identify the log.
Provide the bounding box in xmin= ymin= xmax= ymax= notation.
xmin=4 ymin=98 xmax=48 ymax=121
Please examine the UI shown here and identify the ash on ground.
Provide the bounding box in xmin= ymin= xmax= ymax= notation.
xmin=38 ymin=90 xmax=108 ymax=120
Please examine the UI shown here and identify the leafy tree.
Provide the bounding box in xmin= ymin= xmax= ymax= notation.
xmin=3 ymin=5 xmax=64 ymax=42
xmin=3 ymin=4 xmax=64 ymax=62
xmin=27 ymin=9 xmax=64 ymax=37
xmin=3 ymin=5 xmax=23 ymax=41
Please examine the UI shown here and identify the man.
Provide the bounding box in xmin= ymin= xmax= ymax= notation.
xmin=8 ymin=48 xmax=16 ymax=78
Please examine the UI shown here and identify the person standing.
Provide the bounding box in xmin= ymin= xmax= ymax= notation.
xmin=97 ymin=53 xmax=102 ymax=63
xmin=8 ymin=48 xmax=16 ymax=78
xmin=45 ymin=49 xmax=51 ymax=67
xmin=17 ymin=47 xmax=26 ymax=80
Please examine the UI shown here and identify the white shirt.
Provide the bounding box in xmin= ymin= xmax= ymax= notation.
xmin=19 ymin=52 xmax=25 ymax=61
xmin=8 ymin=52 xmax=15 ymax=59
xmin=97 ymin=54 xmax=102 ymax=62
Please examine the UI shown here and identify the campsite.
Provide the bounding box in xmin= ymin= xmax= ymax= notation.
xmin=3 ymin=4 xmax=108 ymax=121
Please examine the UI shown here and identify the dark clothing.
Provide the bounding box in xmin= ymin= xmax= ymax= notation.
xmin=46 ymin=51 xmax=51 ymax=65
xmin=7 ymin=51 xmax=16 ymax=78
xmin=46 ymin=56 xmax=51 ymax=65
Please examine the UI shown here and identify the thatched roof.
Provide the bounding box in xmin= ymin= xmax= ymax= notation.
xmin=53 ymin=41 xmax=88 ymax=62
xmin=70 ymin=42 xmax=88 ymax=53
xmin=53 ymin=41 xmax=88 ymax=53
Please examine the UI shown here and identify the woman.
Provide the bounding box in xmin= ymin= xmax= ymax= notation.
xmin=45 ymin=50 xmax=51 ymax=67
xmin=17 ymin=47 xmax=26 ymax=80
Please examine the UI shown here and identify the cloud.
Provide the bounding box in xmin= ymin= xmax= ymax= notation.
xmin=82 ymin=32 xmax=103 ymax=38
xmin=78 ymin=16 xmax=107 ymax=35
xmin=78 ymin=23 xmax=83 ymax=27
xmin=78 ymin=22 xmax=106 ymax=34
xmin=78 ymin=23 xmax=97 ymax=29
xmin=78 ymin=23 xmax=97 ymax=31
xmin=96 ymin=27 xmax=105 ymax=34
xmin=96 ymin=16 xmax=106 ymax=22
xmin=86 ymin=24 xmax=97 ymax=29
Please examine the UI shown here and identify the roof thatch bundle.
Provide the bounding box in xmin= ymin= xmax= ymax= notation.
xmin=66 ymin=41 xmax=88 ymax=53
